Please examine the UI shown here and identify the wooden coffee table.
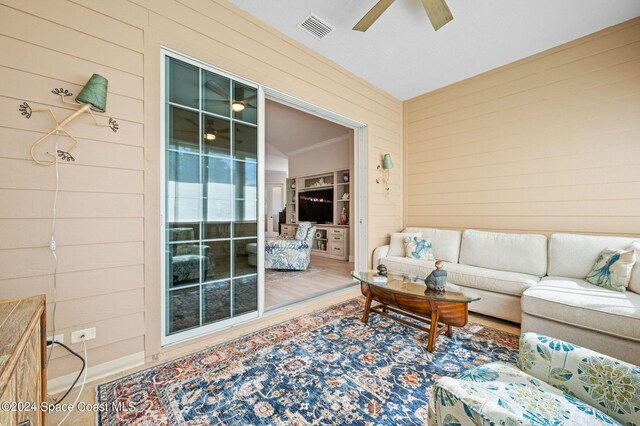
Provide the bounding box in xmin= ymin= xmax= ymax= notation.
xmin=351 ymin=271 xmax=480 ymax=352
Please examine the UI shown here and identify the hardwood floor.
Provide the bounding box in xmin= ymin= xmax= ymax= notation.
xmin=265 ymin=255 xmax=355 ymax=309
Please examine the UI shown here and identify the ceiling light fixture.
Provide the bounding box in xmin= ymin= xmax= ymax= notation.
xmin=231 ymin=101 xmax=246 ymax=112
xmin=204 ymin=132 xmax=216 ymax=141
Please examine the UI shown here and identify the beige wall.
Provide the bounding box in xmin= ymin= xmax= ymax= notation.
xmin=405 ymin=18 xmax=640 ymax=237
xmin=0 ymin=0 xmax=402 ymax=382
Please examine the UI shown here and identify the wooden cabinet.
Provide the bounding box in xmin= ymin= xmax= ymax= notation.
xmin=280 ymin=224 xmax=298 ymax=238
xmin=279 ymin=224 xmax=349 ymax=261
xmin=0 ymin=296 xmax=46 ymax=426
xmin=327 ymin=227 xmax=349 ymax=261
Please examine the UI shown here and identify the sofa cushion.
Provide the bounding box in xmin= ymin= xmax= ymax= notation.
xmin=446 ymin=263 xmax=540 ymax=296
xmin=403 ymin=236 xmax=434 ymax=260
xmin=388 ymin=232 xmax=421 ymax=257
xmin=459 ymin=229 xmax=547 ymax=277
xmin=585 ymin=248 xmax=636 ymax=292
xmin=548 ymin=233 xmax=638 ymax=281
xmin=627 ymin=241 xmax=640 ymax=294
xmin=404 ymin=227 xmax=461 ymax=263
xmin=522 ymin=277 xmax=640 ymax=341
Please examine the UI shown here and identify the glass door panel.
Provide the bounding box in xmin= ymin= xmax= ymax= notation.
xmin=234 ymin=123 xmax=257 ymax=160
xmin=202 ymin=113 xmax=231 ymax=156
xmin=202 ymin=70 xmax=230 ymax=117
xmin=233 ymin=275 xmax=257 ymax=316
xmin=165 ymin=55 xmax=260 ymax=339
xmin=232 ymin=82 xmax=257 ymax=124
xmin=167 ymin=59 xmax=199 ymax=109
xmin=168 ymin=107 xmax=199 ymax=153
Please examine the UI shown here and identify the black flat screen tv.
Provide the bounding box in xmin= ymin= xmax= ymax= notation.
xmin=298 ymin=188 xmax=333 ymax=224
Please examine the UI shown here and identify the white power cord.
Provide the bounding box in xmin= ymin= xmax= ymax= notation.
xmin=55 ymin=336 xmax=88 ymax=426
xmin=47 ymin=132 xmax=61 ymax=365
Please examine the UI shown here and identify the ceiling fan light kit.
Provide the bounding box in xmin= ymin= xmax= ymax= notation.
xmin=353 ymin=0 xmax=453 ymax=32
xmin=232 ymin=101 xmax=246 ymax=112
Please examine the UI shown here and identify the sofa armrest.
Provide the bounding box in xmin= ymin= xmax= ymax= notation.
xmin=517 ymin=332 xmax=640 ymax=425
xmin=372 ymin=245 xmax=390 ymax=267
xmin=431 ymin=376 xmax=507 ymax=426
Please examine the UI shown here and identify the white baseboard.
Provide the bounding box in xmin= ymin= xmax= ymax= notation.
xmin=47 ymin=351 xmax=145 ymax=395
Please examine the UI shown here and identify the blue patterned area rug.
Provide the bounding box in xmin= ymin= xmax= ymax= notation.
xmin=97 ymin=298 xmax=518 ymax=425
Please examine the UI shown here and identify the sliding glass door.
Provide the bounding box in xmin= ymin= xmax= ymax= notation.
xmin=163 ymin=53 xmax=259 ymax=342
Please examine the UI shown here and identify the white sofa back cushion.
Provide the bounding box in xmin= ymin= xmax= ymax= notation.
xmin=404 ymin=227 xmax=461 ymax=263
xmin=549 ymin=233 xmax=640 ymax=290
xmin=460 ymin=230 xmax=548 ymax=277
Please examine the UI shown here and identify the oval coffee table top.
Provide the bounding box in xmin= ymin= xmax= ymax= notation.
xmin=351 ymin=270 xmax=480 ymax=303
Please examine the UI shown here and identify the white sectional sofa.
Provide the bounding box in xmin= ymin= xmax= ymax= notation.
xmin=373 ymin=227 xmax=548 ymax=323
xmin=522 ymin=233 xmax=640 ymax=364
xmin=372 ymin=227 xmax=640 ymax=364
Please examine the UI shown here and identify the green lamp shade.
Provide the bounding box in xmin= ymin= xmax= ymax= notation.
xmin=76 ymin=73 xmax=108 ymax=113
xmin=383 ymin=153 xmax=393 ymax=170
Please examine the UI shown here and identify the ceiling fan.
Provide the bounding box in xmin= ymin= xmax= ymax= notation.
xmin=353 ymin=0 xmax=453 ymax=32
xmin=200 ymin=80 xmax=257 ymax=111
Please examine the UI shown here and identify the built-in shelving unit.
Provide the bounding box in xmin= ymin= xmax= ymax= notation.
xmin=282 ymin=168 xmax=351 ymax=260
xmin=285 ymin=177 xmax=296 ymax=223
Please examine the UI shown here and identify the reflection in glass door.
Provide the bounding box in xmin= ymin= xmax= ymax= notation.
xmin=163 ymin=54 xmax=259 ymax=341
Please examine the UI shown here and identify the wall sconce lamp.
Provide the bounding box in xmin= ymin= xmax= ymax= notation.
xmin=19 ymin=73 xmax=118 ymax=166
xmin=376 ymin=153 xmax=393 ymax=191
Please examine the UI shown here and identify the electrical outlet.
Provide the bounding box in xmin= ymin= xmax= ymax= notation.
xmin=47 ymin=334 xmax=64 ymax=345
xmin=71 ymin=327 xmax=96 ymax=343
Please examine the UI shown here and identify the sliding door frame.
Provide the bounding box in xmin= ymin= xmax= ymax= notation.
xmin=262 ymin=88 xmax=368 ymax=277
xmin=160 ymin=48 xmax=263 ymax=346
xmin=160 ymin=47 xmax=368 ymax=347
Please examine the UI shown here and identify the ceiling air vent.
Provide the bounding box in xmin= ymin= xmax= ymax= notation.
xmin=298 ymin=14 xmax=335 ymax=40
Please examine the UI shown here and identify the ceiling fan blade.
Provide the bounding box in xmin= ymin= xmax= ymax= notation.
xmin=184 ymin=117 xmax=198 ymax=127
xmin=421 ymin=0 xmax=453 ymax=31
xmin=353 ymin=0 xmax=395 ymax=32
xmin=204 ymin=80 xmax=229 ymax=98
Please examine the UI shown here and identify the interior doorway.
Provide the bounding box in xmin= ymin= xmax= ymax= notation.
xmin=262 ymin=93 xmax=366 ymax=310
xmin=265 ymin=183 xmax=283 ymax=238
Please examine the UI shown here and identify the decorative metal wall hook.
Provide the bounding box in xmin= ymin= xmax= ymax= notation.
xmin=19 ymin=74 xmax=119 ymax=166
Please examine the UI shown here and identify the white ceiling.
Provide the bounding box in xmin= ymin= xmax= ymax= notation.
xmin=230 ymin=0 xmax=640 ymax=100
xmin=265 ymin=99 xmax=351 ymax=154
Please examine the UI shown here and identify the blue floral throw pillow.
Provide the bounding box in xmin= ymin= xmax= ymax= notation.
xmin=585 ymin=248 xmax=636 ymax=292
xmin=403 ymin=236 xmax=434 ymax=261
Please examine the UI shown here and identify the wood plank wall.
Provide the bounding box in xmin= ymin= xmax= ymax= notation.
xmin=404 ymin=18 xmax=640 ymax=237
xmin=0 ymin=0 xmax=403 ymax=381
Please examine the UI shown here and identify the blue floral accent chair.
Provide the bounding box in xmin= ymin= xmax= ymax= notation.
xmin=265 ymin=222 xmax=315 ymax=271
xmin=167 ymin=228 xmax=210 ymax=285
xmin=430 ymin=332 xmax=640 ymax=426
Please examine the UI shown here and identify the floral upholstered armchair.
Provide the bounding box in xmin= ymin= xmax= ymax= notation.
xmin=265 ymin=222 xmax=315 ymax=270
xmin=430 ymin=332 xmax=640 ymax=426
xmin=167 ymin=228 xmax=210 ymax=286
